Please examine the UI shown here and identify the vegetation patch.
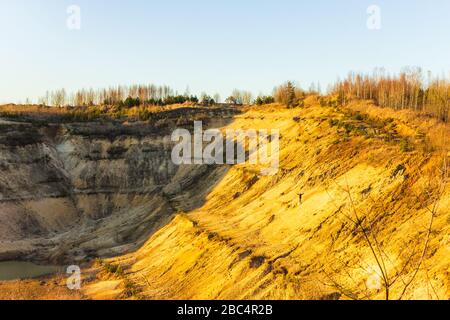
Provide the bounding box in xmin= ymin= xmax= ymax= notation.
xmin=249 ymin=256 xmax=266 ymax=269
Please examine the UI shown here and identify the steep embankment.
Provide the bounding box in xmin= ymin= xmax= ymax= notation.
xmin=0 ymin=108 xmax=235 ymax=263
xmin=88 ymin=100 xmax=449 ymax=300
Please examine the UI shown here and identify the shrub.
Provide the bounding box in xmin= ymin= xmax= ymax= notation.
xmin=121 ymin=279 xmax=141 ymax=298
xmin=102 ymin=262 xmax=124 ymax=277
xmin=255 ymin=96 xmax=275 ymax=105
xmin=400 ymin=139 xmax=414 ymax=152
xmin=123 ymin=96 xmax=141 ymax=108
xmin=329 ymin=119 xmax=340 ymax=127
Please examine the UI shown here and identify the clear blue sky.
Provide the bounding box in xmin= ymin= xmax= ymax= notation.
xmin=1 ymin=0 xmax=450 ymax=103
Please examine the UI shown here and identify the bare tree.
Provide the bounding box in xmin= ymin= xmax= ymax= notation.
xmin=332 ymin=68 xmax=450 ymax=123
xmin=231 ymin=89 xmax=244 ymax=105
xmin=242 ymin=91 xmax=253 ymax=105
xmin=213 ymin=93 xmax=221 ymax=104
xmin=323 ymin=157 xmax=448 ymax=300
xmin=51 ymin=89 xmax=67 ymax=107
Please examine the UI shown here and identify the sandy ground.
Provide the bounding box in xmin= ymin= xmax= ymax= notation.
xmin=0 ymin=276 xmax=85 ymax=300
xmin=96 ymin=101 xmax=449 ymax=300
xmin=1 ymin=102 xmax=449 ymax=300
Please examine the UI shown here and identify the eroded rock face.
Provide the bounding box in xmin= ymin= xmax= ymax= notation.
xmin=0 ymin=109 xmax=235 ymax=263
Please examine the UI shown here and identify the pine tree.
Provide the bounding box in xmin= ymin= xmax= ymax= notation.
xmin=286 ymin=81 xmax=297 ymax=108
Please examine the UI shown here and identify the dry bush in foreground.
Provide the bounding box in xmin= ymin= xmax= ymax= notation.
xmin=323 ymin=155 xmax=448 ymax=300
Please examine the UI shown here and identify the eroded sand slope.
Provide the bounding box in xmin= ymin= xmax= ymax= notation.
xmin=0 ymin=108 xmax=234 ymax=263
xmin=90 ymin=100 xmax=449 ymax=300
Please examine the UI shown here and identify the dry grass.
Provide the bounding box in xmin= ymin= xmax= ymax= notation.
xmin=346 ymin=100 xmax=450 ymax=154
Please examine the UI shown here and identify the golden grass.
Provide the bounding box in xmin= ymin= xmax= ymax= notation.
xmin=346 ymin=100 xmax=450 ymax=154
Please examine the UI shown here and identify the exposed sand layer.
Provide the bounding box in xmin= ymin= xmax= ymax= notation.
xmin=86 ymin=101 xmax=449 ymax=300
xmin=1 ymin=101 xmax=449 ymax=300
xmin=0 ymin=108 xmax=235 ymax=264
